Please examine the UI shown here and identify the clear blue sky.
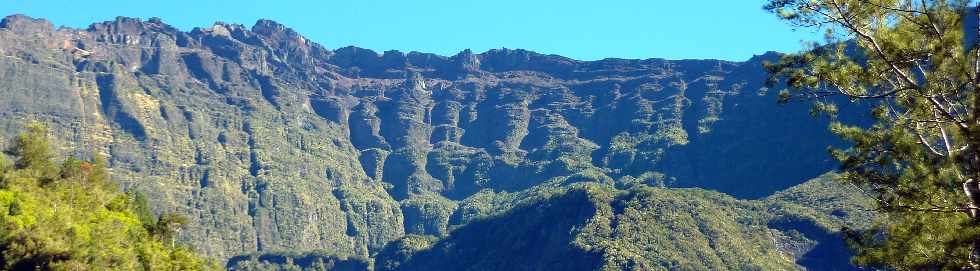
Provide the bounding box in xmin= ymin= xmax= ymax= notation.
xmin=1 ymin=0 xmax=819 ymax=61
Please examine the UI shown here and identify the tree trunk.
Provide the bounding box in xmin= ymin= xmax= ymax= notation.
xmin=970 ymin=6 xmax=980 ymax=269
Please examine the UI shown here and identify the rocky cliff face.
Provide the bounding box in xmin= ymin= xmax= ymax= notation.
xmin=0 ymin=14 xmax=861 ymax=261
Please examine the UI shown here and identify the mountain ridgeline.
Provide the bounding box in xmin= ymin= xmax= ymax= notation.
xmin=0 ymin=14 xmax=872 ymax=269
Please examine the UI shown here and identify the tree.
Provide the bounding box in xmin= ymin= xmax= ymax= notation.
xmin=152 ymin=213 xmax=189 ymax=247
xmin=764 ymin=0 xmax=980 ymax=269
xmin=0 ymin=124 xmax=217 ymax=270
xmin=5 ymin=123 xmax=56 ymax=179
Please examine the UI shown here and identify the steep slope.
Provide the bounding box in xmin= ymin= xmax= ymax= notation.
xmin=0 ymin=14 xmax=867 ymax=262
xmin=0 ymin=15 xmax=404 ymax=260
xmin=658 ymin=52 xmax=872 ymax=197
xmin=376 ymin=174 xmax=873 ymax=271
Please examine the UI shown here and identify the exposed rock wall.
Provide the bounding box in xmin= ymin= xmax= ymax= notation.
xmin=0 ymin=14 xmax=863 ymax=260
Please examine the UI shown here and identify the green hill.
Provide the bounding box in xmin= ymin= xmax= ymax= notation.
xmin=374 ymin=173 xmax=872 ymax=270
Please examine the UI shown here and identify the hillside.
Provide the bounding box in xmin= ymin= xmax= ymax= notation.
xmin=0 ymin=13 xmax=873 ymax=268
xmin=376 ymin=173 xmax=873 ymax=271
xmin=0 ymin=124 xmax=216 ymax=270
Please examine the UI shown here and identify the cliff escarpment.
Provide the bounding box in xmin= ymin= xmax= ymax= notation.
xmin=0 ymin=14 xmax=866 ymax=265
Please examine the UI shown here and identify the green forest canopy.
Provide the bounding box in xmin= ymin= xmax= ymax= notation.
xmin=0 ymin=123 xmax=216 ymax=270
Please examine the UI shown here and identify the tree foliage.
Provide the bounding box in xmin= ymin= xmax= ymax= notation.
xmin=226 ymin=250 xmax=371 ymax=271
xmin=765 ymin=0 xmax=980 ymax=269
xmin=0 ymin=123 xmax=216 ymax=270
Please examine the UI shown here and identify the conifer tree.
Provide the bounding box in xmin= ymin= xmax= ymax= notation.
xmin=765 ymin=0 xmax=980 ymax=268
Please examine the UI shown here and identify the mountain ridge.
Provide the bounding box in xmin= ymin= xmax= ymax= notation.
xmin=0 ymin=14 xmax=771 ymax=79
xmin=0 ymin=13 xmax=868 ymax=266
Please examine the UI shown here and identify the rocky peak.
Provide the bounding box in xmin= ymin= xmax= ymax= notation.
xmin=477 ymin=48 xmax=579 ymax=77
xmin=85 ymin=16 xmax=182 ymax=46
xmin=381 ymin=50 xmax=408 ymax=69
xmin=406 ymin=51 xmax=450 ymax=70
xmin=190 ymin=22 xmax=249 ymax=40
xmin=745 ymin=51 xmax=783 ymax=64
xmin=249 ymin=19 xmax=333 ymax=71
xmin=331 ymin=46 xmax=381 ymax=75
xmin=252 ymin=19 xmax=309 ymax=48
xmin=88 ymin=16 xmax=146 ymax=35
xmin=209 ymin=23 xmax=233 ymax=37
xmin=451 ymin=49 xmax=481 ymax=76
xmin=252 ymin=19 xmax=291 ymax=38
xmin=0 ymin=14 xmax=54 ymax=36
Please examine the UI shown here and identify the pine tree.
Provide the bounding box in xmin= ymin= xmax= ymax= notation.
xmin=765 ymin=0 xmax=980 ymax=269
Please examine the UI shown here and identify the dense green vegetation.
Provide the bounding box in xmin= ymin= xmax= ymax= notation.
xmin=375 ymin=174 xmax=874 ymax=271
xmin=766 ymin=0 xmax=980 ymax=268
xmin=0 ymin=124 xmax=215 ymax=270
xmin=225 ymin=250 xmax=370 ymax=271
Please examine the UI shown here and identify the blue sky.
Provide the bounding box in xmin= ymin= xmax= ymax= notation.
xmin=1 ymin=0 xmax=820 ymax=61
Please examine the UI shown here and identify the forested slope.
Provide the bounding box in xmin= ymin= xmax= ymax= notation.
xmin=0 ymin=124 xmax=216 ymax=270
